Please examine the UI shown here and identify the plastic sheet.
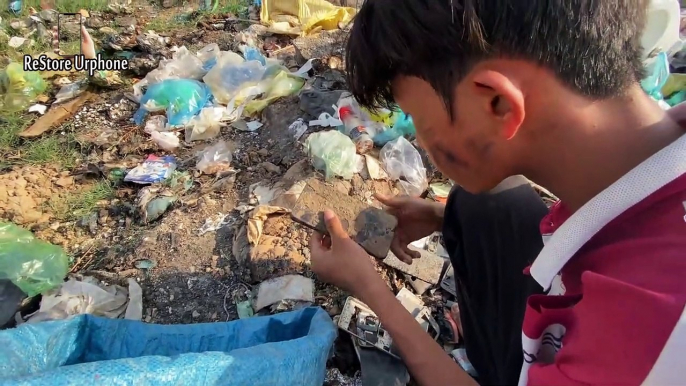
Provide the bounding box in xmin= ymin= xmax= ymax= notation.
xmin=133 ymin=79 xmax=212 ymax=126
xmin=0 ymin=222 xmax=69 ymax=297
xmin=304 ymin=130 xmax=357 ymax=180
xmin=260 ymin=0 xmax=356 ymax=35
xmin=380 ymin=137 xmax=428 ymax=197
xmin=0 ymin=62 xmax=47 ymax=113
xmin=203 ymin=56 xmax=267 ymax=105
xmin=0 ymin=307 xmax=337 ymax=386
xmin=196 ymin=140 xmax=233 ymax=175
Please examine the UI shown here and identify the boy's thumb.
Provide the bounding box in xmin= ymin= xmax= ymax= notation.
xmin=323 ymin=210 xmax=348 ymax=240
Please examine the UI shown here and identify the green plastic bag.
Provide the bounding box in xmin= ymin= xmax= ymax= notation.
xmin=0 ymin=223 xmax=69 ymax=297
xmin=304 ymin=130 xmax=357 ymax=180
xmin=0 ymin=63 xmax=47 ymax=113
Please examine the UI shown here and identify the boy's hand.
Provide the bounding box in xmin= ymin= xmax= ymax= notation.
xmin=309 ymin=210 xmax=385 ymax=299
xmin=376 ymin=194 xmax=445 ymax=264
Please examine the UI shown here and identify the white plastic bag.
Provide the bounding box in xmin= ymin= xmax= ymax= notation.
xmin=150 ymin=131 xmax=179 ymax=151
xmin=380 ymin=137 xmax=428 ymax=196
xmin=144 ymin=115 xmax=167 ymax=134
xmin=196 ymin=140 xmax=234 ymax=175
xmin=185 ymin=106 xmax=226 ymax=142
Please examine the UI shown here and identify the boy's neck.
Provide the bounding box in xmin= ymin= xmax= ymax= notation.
xmin=527 ymin=87 xmax=685 ymax=213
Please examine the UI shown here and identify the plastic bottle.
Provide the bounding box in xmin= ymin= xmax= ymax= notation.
xmin=339 ymin=106 xmax=375 ymax=154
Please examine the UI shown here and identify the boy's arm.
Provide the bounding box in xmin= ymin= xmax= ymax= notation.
xmin=360 ymin=279 xmax=478 ymax=386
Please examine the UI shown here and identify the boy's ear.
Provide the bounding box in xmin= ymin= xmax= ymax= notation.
xmin=471 ymin=70 xmax=525 ymax=140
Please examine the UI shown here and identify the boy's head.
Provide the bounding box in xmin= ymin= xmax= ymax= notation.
xmin=346 ymin=0 xmax=647 ymax=192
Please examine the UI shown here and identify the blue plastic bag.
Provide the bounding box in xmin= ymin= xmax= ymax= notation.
xmin=0 ymin=307 xmax=336 ymax=385
xmin=374 ymin=112 xmax=416 ymax=146
xmin=133 ymin=79 xmax=212 ymax=126
xmin=640 ymin=52 xmax=670 ymax=100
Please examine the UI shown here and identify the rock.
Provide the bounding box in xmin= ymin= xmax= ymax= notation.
xmin=115 ymin=16 xmax=137 ymax=28
xmin=55 ymin=176 xmax=74 ymax=187
xmin=8 ymin=36 xmax=27 ymax=48
xmin=127 ymin=55 xmax=160 ymax=75
xmin=38 ymin=10 xmax=58 ymax=24
xmin=99 ymin=26 xmax=117 ymax=35
xmin=162 ymin=0 xmax=176 ymax=8
xmin=98 ymin=209 xmax=109 ymax=225
xmin=85 ymin=16 xmax=105 ymax=29
xmin=9 ymin=18 xmax=30 ymax=31
xmin=78 ymin=212 xmax=98 ymax=235
xmin=257 ymin=148 xmax=269 ymax=157
xmin=192 ymin=310 xmax=200 ymax=318
xmin=260 ymin=162 xmax=281 ymax=174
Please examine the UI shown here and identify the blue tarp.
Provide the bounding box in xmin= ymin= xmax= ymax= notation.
xmin=0 ymin=307 xmax=337 ymax=385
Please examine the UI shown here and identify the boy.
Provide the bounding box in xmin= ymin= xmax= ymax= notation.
xmin=309 ymin=0 xmax=686 ymax=385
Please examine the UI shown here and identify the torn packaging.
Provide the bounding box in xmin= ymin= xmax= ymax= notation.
xmin=291 ymin=178 xmax=397 ymax=259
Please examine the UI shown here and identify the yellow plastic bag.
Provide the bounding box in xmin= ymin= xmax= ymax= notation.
xmin=260 ymin=0 xmax=356 ymax=35
xmin=244 ymin=69 xmax=306 ymax=115
xmin=661 ymin=73 xmax=686 ymax=98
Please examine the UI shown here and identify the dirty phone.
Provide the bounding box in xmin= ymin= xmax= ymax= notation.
xmin=57 ymin=13 xmax=82 ymax=57
xmin=290 ymin=178 xmax=398 ymax=259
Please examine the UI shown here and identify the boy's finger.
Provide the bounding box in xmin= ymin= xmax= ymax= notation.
xmin=323 ymin=210 xmax=349 ymax=241
xmin=391 ymin=238 xmax=414 ymax=265
xmin=375 ymin=193 xmax=402 ymax=208
xmin=309 ymin=231 xmax=327 ymax=254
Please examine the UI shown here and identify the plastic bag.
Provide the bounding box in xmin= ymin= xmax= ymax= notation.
xmin=0 ymin=62 xmax=47 ymax=113
xmin=240 ymin=45 xmax=267 ymax=66
xmin=304 ymin=130 xmax=357 ymax=180
xmin=244 ymin=69 xmax=306 ymax=115
xmin=0 ymin=222 xmax=69 ymax=297
xmin=641 ymin=52 xmax=670 ymax=100
xmin=260 ymin=0 xmax=356 ymax=35
xmin=374 ymin=111 xmax=416 ymax=146
xmin=185 ymin=106 xmax=226 ymax=142
xmin=150 ymin=131 xmax=180 ymax=151
xmin=380 ymin=137 xmax=428 ymax=196
xmin=133 ymin=46 xmax=216 ymax=99
xmin=144 ymin=115 xmax=167 ymax=134
xmin=0 ymin=307 xmax=337 ymax=386
xmin=203 ymin=57 xmax=267 ymax=105
xmin=54 ymin=80 xmax=88 ymax=104
xmin=133 ymin=79 xmax=212 ymax=126
xmin=196 ymin=140 xmax=234 ymax=175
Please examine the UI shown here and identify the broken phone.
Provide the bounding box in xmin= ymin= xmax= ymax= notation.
xmin=337 ymin=292 xmax=440 ymax=359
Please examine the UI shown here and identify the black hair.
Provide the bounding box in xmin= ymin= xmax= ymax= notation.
xmin=345 ymin=0 xmax=647 ymax=116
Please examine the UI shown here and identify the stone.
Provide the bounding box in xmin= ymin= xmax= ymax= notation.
xmin=99 ymin=26 xmax=117 ymax=35
xmin=114 ymin=16 xmax=136 ymax=28
xmin=162 ymin=0 xmax=176 ymax=8
xmin=85 ymin=16 xmax=105 ymax=29
xmin=260 ymin=162 xmax=281 ymax=174
xmin=291 ymin=178 xmax=398 ymax=259
xmin=192 ymin=310 xmax=200 ymax=318
xmin=55 ymin=176 xmax=74 ymax=187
